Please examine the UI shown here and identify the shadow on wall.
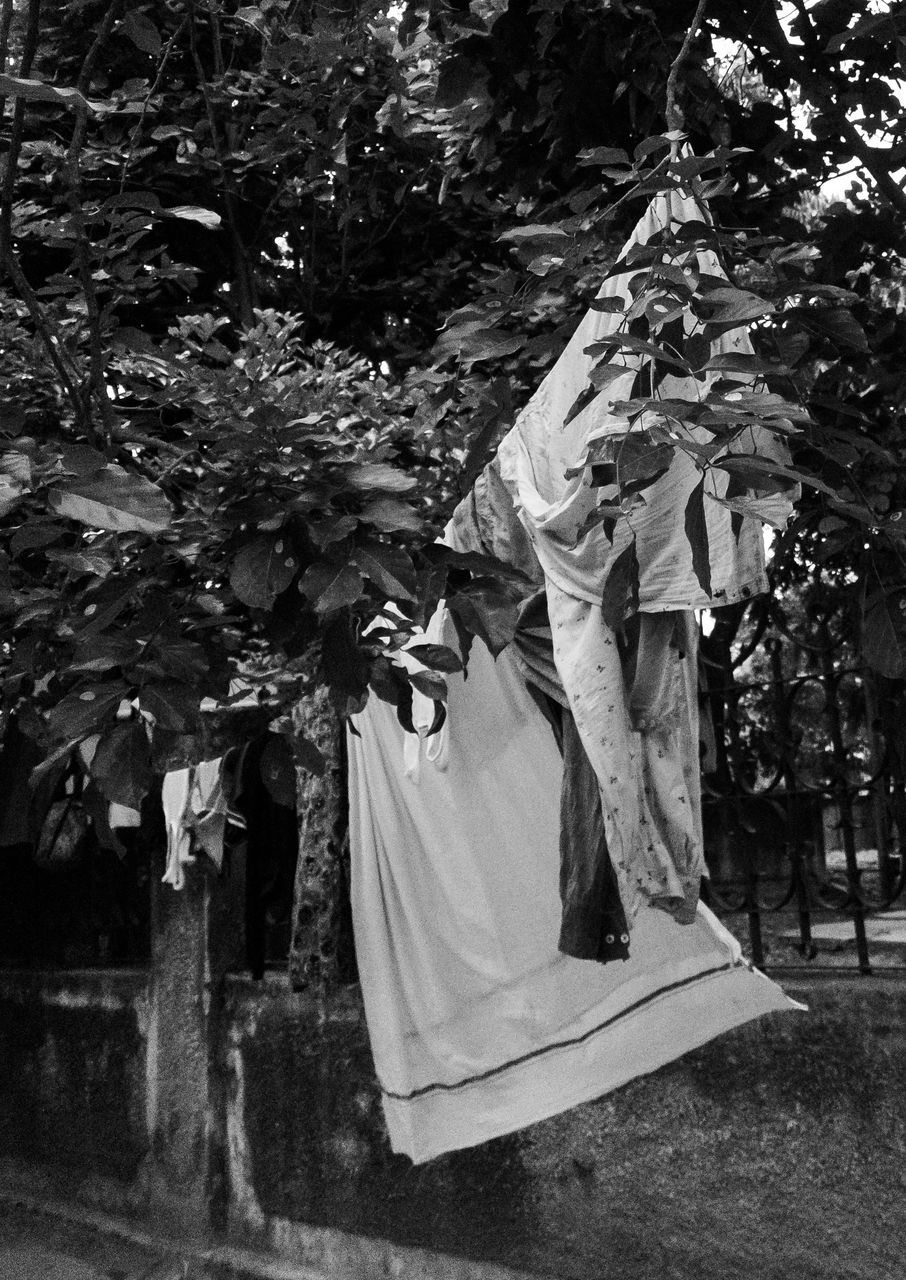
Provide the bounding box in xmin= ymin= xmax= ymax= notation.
xmin=225 ymin=975 xmax=906 ymax=1280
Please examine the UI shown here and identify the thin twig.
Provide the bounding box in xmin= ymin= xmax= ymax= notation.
xmin=0 ymin=0 xmax=87 ymax=425
xmin=750 ymin=1 xmax=906 ymax=216
xmin=2 ymin=249 xmax=85 ymax=414
xmin=665 ymin=0 xmax=709 ymax=132
xmin=116 ymin=16 xmax=188 ymax=199
xmin=0 ymin=0 xmax=40 ymax=262
xmin=65 ymin=0 xmax=125 ymax=445
xmin=188 ymin=0 xmax=256 ymax=326
xmin=0 ymin=0 xmax=15 ymax=114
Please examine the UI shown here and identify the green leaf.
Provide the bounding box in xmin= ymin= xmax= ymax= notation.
xmin=49 ymin=465 xmax=172 ymax=535
xmin=0 ymin=73 xmax=102 ymax=112
xmin=404 ymin=644 xmax=463 ymax=673
xmin=713 ymin=456 xmax=832 ymax=496
xmin=118 ymin=10 xmax=162 ymax=55
xmin=701 ymin=352 xmax=788 ymax=377
xmin=577 ymin=147 xmax=631 ymax=167
xmin=140 ymin=682 xmax=199 ymax=731
xmin=70 ymin=636 xmax=136 ymax=674
xmin=342 ymin=462 xmax=418 ymax=493
xmin=698 ymin=286 xmax=773 ymax=324
xmin=165 ymin=206 xmax=222 ymax=230
xmin=351 ymin=541 xmax=417 ymax=602
xmin=435 ymin=52 xmax=487 ymax=108
xmin=92 ymin=721 xmax=152 ymax=808
xmin=361 ymin=497 xmax=424 ymax=533
xmin=564 ymin=384 xmax=602 ymax=426
xmin=230 ymin=537 xmax=298 ymax=610
xmin=46 ymin=682 xmax=129 ymax=744
xmin=294 ymin=735 xmax=325 ymax=777
xmin=791 ymin=308 xmax=868 ymax=352
xmin=260 ymin=734 xmax=297 ymax=808
xmin=449 ymin=587 xmax=518 ymax=657
xmin=589 ymin=297 xmax=626 ymax=314
xmin=498 ymin=224 xmax=570 ymax=243
xmin=60 ymin=442 xmax=107 ymax=476
xmin=684 ymin=479 xmax=712 ymax=597
xmin=0 ymin=451 xmax=31 ymax=517
xmin=589 ymin=362 xmax=633 ymax=390
xmin=600 ymin=538 xmax=639 ymax=629
xmin=408 ymin=669 xmax=448 ymax=701
xmin=862 ymin=591 xmax=904 ymax=679
xmin=300 ymin=561 xmax=364 ymax=614
xmin=614 ymin=437 xmax=675 ymax=490
xmin=584 ymin=334 xmax=690 ymax=375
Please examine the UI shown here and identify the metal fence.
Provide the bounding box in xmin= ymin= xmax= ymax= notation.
xmin=700 ymin=593 xmax=906 ymax=975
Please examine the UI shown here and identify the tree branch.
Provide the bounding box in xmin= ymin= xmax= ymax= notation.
xmin=0 ymin=0 xmax=88 ymax=427
xmin=188 ymin=0 xmax=257 ymax=327
xmin=1 ymin=248 xmax=86 ymax=417
xmin=0 ymin=0 xmax=40 ymax=264
xmin=665 ymin=0 xmax=709 ymax=132
xmin=65 ymin=0 xmax=125 ymax=446
xmin=753 ymin=0 xmax=906 ymax=216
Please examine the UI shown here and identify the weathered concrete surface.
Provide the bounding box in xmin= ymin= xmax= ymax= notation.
xmin=223 ymin=972 xmax=906 ymax=1280
xmin=3 ymin=957 xmax=906 ymax=1279
xmin=0 ymin=1195 xmax=540 ymax=1280
xmin=138 ymin=854 xmax=217 ymax=1239
xmin=0 ymin=968 xmax=148 ymax=1182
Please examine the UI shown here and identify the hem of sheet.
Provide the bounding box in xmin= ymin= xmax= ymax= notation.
xmin=381 ymin=962 xmax=802 ymax=1164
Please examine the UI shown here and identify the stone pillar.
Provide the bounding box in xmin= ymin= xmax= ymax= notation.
xmin=136 ymin=834 xmax=243 ymax=1239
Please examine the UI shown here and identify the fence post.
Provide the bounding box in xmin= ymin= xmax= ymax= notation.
xmin=820 ymin=618 xmax=872 ymax=974
xmin=863 ymin=667 xmax=896 ymax=899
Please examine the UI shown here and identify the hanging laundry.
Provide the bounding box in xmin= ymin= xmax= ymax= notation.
xmin=109 ymin=802 xmax=141 ymax=830
xmin=348 ymin=186 xmax=803 ymax=1164
xmin=161 ymin=769 xmax=195 ymax=890
xmin=161 ymin=757 xmax=244 ymax=889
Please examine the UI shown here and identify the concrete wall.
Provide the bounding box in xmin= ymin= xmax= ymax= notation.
xmin=0 ymin=968 xmax=149 ymax=1183
xmin=2 ymin=959 xmax=905 ymax=1279
xmin=220 ymin=972 xmax=906 ymax=1279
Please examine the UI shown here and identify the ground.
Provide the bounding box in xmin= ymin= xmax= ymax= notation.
xmin=0 ymin=1201 xmax=182 ymax=1279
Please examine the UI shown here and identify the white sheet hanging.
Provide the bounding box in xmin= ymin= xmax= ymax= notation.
xmin=349 ymin=620 xmax=801 ymax=1164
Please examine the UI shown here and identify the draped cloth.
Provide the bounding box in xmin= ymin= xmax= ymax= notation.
xmin=348 ymin=620 xmax=801 ymax=1164
xmin=348 ymin=188 xmax=802 ymax=1163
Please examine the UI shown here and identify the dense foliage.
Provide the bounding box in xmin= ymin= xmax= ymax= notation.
xmin=0 ymin=0 xmax=903 ymax=812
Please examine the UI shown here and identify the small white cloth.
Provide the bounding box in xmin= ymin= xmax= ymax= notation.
xmin=161 ymin=769 xmax=196 ymax=890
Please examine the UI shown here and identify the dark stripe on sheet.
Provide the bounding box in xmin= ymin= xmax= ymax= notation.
xmin=381 ymin=961 xmax=739 ymax=1101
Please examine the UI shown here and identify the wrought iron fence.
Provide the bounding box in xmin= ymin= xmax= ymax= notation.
xmin=701 ymin=593 xmax=906 ymax=974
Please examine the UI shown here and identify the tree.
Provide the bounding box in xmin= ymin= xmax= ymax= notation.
xmin=0 ymin=0 xmax=903 ymax=818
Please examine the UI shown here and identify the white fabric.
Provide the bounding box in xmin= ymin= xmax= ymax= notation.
xmin=497 ymin=188 xmax=796 ymax=613
xmin=349 ymin=624 xmax=802 ymax=1164
xmin=108 ymin=802 xmax=141 ymax=829
xmin=161 ymin=768 xmax=195 ymax=890
xmin=161 ymin=758 xmax=232 ymax=888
